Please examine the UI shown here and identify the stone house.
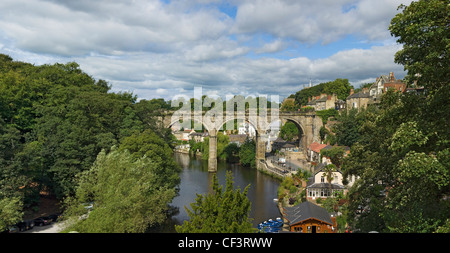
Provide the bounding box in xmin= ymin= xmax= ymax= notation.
xmin=174 ymin=129 xmax=195 ymax=141
xmin=369 ymin=72 xmax=406 ymax=100
xmin=307 ymin=93 xmax=338 ymax=111
xmin=334 ymin=99 xmax=346 ymax=111
xmin=346 ymin=88 xmax=372 ymax=110
xmin=189 ymin=131 xmax=208 ymax=143
xmin=228 ymin=134 xmax=248 ymax=147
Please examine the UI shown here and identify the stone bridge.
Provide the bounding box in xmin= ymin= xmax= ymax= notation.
xmin=159 ymin=109 xmax=322 ymax=172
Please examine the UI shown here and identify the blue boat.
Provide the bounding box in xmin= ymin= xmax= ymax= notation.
xmin=258 ymin=217 xmax=284 ymax=233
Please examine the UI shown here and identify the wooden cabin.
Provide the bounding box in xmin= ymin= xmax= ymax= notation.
xmin=282 ymin=201 xmax=337 ymax=233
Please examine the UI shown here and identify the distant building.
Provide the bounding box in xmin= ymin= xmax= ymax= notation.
xmin=306 ymin=163 xmax=345 ymax=200
xmin=238 ymin=122 xmax=256 ymax=137
xmin=334 ymin=99 xmax=346 ymax=111
xmin=173 ymin=129 xmax=195 ymax=141
xmin=189 ymin=131 xmax=208 ymax=143
xmin=307 ymin=142 xmax=328 ymax=163
xmin=405 ymin=86 xmax=426 ymax=95
xmin=228 ymin=134 xmax=248 ymax=147
xmin=271 ymin=137 xmax=287 ymax=151
xmin=346 ymin=88 xmax=372 ymax=110
xmin=369 ymin=72 xmax=406 ymax=101
xmin=306 ymin=94 xmax=338 ymax=111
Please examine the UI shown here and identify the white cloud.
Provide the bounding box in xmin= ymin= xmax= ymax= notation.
xmin=0 ymin=0 xmax=231 ymax=56
xmin=232 ymin=0 xmax=411 ymax=44
xmin=255 ymin=39 xmax=286 ymax=54
xmin=0 ymin=0 xmax=411 ymax=101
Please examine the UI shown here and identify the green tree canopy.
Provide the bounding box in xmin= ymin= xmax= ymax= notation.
xmin=389 ymin=0 xmax=449 ymax=91
xmin=0 ymin=197 xmax=23 ymax=231
xmin=119 ymin=129 xmax=181 ymax=190
xmin=239 ymin=139 xmax=256 ymax=168
xmin=293 ymin=78 xmax=354 ymax=106
xmin=340 ymin=1 xmax=450 ymax=231
xmin=63 ymin=148 xmax=176 ymax=233
xmin=175 ymin=171 xmax=254 ymax=233
xmin=279 ymin=121 xmax=299 ymax=141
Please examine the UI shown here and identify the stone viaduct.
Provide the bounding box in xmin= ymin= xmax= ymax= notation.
xmin=160 ymin=109 xmax=322 ymax=172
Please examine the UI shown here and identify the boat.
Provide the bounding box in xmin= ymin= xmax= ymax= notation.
xmin=258 ymin=217 xmax=284 ymax=233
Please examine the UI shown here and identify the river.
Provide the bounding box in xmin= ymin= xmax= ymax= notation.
xmin=154 ymin=152 xmax=281 ymax=232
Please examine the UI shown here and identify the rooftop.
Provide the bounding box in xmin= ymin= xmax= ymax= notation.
xmin=283 ymin=201 xmax=333 ymax=226
xmin=309 ymin=142 xmax=328 ymax=153
xmin=347 ymin=91 xmax=372 ymax=99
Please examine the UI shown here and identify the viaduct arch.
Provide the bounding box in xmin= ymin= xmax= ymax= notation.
xmin=163 ymin=110 xmax=322 ymax=172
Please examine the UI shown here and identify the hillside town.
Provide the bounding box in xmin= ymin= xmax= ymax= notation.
xmin=170 ymin=71 xmax=428 ymax=233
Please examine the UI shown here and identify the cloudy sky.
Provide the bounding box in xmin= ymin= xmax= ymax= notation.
xmin=0 ymin=0 xmax=413 ymax=101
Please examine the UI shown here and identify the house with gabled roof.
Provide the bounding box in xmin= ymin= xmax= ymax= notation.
xmin=282 ymin=201 xmax=337 ymax=233
xmin=306 ymin=163 xmax=345 ymax=200
xmin=307 ymin=142 xmax=328 ymax=163
xmin=346 ymin=88 xmax=372 ymax=110
xmin=369 ymin=72 xmax=406 ymax=101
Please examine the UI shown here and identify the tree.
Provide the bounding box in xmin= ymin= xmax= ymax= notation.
xmin=323 ymin=78 xmax=353 ymax=101
xmin=316 ymin=108 xmax=338 ymax=124
xmin=0 ymin=197 xmax=23 ymax=231
xmin=223 ymin=142 xmax=240 ymax=163
xmin=119 ymin=129 xmax=181 ymax=190
xmin=239 ymin=139 xmax=256 ymax=168
xmin=323 ymin=164 xmax=337 ymax=197
xmin=293 ymin=78 xmax=354 ymax=106
xmin=0 ymin=55 xmax=181 ymax=221
xmin=279 ymin=121 xmax=299 ymax=141
xmin=175 ymin=171 xmax=254 ymax=233
xmin=333 ymin=107 xmax=376 ymax=147
xmin=216 ymin=132 xmax=230 ymax=160
xmin=280 ymin=99 xmax=297 ymax=111
xmin=320 ymin=146 xmax=345 ymax=169
xmin=389 ymin=0 xmax=449 ymax=91
xmin=63 ymin=148 xmax=176 ymax=233
xmin=343 ymin=90 xmax=450 ymax=232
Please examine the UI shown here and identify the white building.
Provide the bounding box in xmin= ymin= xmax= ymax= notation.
xmin=238 ymin=122 xmax=256 ymax=137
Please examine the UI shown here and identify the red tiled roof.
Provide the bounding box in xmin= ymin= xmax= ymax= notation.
xmin=309 ymin=142 xmax=327 ymax=153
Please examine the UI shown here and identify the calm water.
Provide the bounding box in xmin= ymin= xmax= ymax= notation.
xmin=158 ymin=152 xmax=281 ymax=232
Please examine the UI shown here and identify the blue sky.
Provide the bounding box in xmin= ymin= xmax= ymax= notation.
xmin=0 ymin=0 xmax=412 ymax=101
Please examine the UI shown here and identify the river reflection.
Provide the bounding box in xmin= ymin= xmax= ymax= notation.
xmin=158 ymin=152 xmax=281 ymax=232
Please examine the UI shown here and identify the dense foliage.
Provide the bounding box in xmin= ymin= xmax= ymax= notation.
xmin=175 ymin=171 xmax=254 ymax=233
xmin=0 ymin=55 xmax=179 ymax=231
xmin=335 ymin=0 xmax=450 ymax=232
xmin=389 ymin=0 xmax=449 ymax=91
xmin=279 ymin=121 xmax=299 ymax=141
xmin=238 ymin=139 xmax=256 ymax=168
xmin=62 ymin=148 xmax=177 ymax=233
xmin=293 ymin=78 xmax=353 ymax=106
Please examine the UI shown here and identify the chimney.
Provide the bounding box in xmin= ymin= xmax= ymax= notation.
xmin=350 ymin=89 xmax=354 ymax=95
xmin=389 ymin=72 xmax=395 ymax=82
xmin=308 ymin=97 xmax=311 ymax=102
xmin=327 ymin=94 xmax=331 ymax=100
